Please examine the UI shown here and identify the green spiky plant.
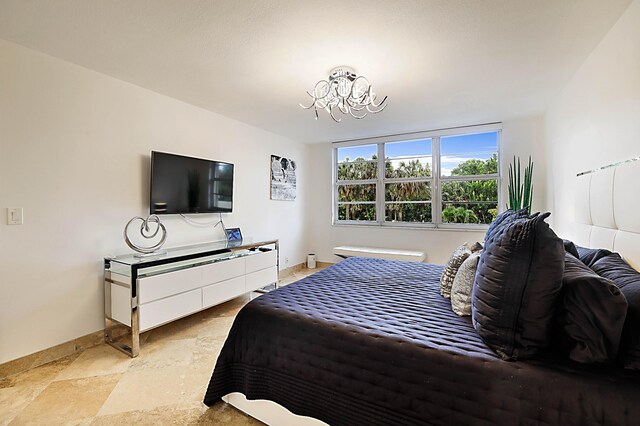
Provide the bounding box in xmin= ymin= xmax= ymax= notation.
xmin=507 ymin=156 xmax=534 ymax=214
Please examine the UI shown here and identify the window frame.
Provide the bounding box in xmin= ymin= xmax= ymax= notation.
xmin=332 ymin=123 xmax=502 ymax=230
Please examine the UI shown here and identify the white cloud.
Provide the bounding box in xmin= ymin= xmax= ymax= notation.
xmin=386 ymin=156 xmax=431 ymax=169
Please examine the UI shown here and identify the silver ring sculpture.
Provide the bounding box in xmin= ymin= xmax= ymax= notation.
xmin=124 ymin=215 xmax=167 ymax=254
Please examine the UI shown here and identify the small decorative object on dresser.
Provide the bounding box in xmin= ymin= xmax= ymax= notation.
xmin=225 ymin=227 xmax=243 ymax=243
xmin=123 ymin=214 xmax=167 ymax=255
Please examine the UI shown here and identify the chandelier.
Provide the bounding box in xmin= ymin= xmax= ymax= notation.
xmin=300 ymin=66 xmax=388 ymax=122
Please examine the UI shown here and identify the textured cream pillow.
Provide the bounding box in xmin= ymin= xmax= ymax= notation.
xmin=450 ymin=251 xmax=482 ymax=316
xmin=440 ymin=242 xmax=482 ymax=298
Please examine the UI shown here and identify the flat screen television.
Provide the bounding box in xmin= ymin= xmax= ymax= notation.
xmin=150 ymin=151 xmax=234 ymax=214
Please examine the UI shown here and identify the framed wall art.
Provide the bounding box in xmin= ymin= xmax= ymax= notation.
xmin=270 ymin=155 xmax=297 ymax=201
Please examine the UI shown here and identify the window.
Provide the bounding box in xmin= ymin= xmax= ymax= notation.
xmin=383 ymin=139 xmax=433 ymax=223
xmin=336 ymin=144 xmax=377 ymax=221
xmin=333 ymin=125 xmax=500 ymax=228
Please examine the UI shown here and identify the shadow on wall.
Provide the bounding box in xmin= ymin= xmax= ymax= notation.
xmin=141 ymin=154 xmax=151 ymax=208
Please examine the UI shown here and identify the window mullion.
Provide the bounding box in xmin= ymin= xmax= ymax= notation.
xmin=497 ymin=130 xmax=503 ymax=213
xmin=384 ymin=177 xmax=432 ymax=184
xmin=336 ymin=179 xmax=377 ymax=186
xmin=332 ymin=146 xmax=338 ymax=224
xmin=433 ymin=136 xmax=441 ymax=226
xmin=377 ymin=142 xmax=385 ymax=224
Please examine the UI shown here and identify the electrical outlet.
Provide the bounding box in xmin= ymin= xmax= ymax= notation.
xmin=7 ymin=207 xmax=23 ymax=225
xmin=285 ymin=257 xmax=289 ymax=265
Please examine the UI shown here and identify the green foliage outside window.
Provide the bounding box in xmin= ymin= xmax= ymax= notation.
xmin=337 ymin=154 xmax=499 ymax=224
xmin=442 ymin=154 xmax=498 ymax=223
xmin=450 ymin=155 xmax=498 ymax=176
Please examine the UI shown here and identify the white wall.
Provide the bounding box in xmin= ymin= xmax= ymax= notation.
xmin=0 ymin=39 xmax=309 ymax=364
xmin=544 ymin=0 xmax=640 ymax=238
xmin=307 ymin=116 xmax=546 ymax=264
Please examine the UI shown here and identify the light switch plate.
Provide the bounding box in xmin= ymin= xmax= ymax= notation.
xmin=7 ymin=208 xmax=23 ymax=225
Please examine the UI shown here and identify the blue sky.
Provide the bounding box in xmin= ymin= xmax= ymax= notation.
xmin=441 ymin=132 xmax=497 ymax=156
xmin=337 ymin=144 xmax=378 ymax=162
xmin=337 ymin=132 xmax=498 ymax=162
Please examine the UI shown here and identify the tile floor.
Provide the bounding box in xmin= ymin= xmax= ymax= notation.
xmin=0 ymin=268 xmax=322 ymax=426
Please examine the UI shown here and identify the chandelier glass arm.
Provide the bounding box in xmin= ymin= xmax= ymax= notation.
xmin=329 ymin=107 xmax=341 ymax=123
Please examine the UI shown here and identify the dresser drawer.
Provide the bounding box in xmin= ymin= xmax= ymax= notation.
xmin=139 ymin=289 xmax=202 ymax=332
xmin=246 ymin=266 xmax=278 ymax=292
xmin=201 ymin=256 xmax=245 ymax=286
xmin=202 ymin=276 xmax=246 ymax=308
xmin=137 ymin=267 xmax=202 ymax=304
xmin=245 ymin=250 xmax=277 ymax=274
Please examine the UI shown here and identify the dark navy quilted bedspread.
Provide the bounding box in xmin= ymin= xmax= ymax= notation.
xmin=204 ymin=257 xmax=640 ymax=425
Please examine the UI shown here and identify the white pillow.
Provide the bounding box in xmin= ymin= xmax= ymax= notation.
xmin=440 ymin=242 xmax=482 ymax=298
xmin=450 ymin=251 xmax=482 ymax=316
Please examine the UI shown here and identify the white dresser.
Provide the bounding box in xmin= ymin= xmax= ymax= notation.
xmin=104 ymin=239 xmax=278 ymax=357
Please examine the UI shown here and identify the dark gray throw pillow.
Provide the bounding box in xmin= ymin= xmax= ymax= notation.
xmin=472 ymin=212 xmax=565 ymax=360
xmin=484 ymin=208 xmax=529 ymax=242
xmin=555 ymin=253 xmax=627 ymax=364
xmin=591 ymin=253 xmax=640 ymax=370
xmin=576 ymin=245 xmax=613 ymax=267
xmin=563 ymin=239 xmax=579 ymax=259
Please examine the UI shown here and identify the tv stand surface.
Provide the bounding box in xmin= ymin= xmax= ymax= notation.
xmin=104 ymin=239 xmax=279 ymax=357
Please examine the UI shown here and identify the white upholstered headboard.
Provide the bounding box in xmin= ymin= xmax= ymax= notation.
xmin=574 ymin=157 xmax=640 ymax=271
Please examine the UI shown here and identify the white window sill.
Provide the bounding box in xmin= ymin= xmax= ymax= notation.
xmin=332 ymin=221 xmax=489 ymax=232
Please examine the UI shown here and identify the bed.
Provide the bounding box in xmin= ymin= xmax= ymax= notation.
xmin=204 ymin=158 xmax=640 ymax=425
xmin=204 ymin=256 xmax=640 ymax=425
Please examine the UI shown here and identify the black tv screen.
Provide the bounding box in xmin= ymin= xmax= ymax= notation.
xmin=150 ymin=151 xmax=234 ymax=214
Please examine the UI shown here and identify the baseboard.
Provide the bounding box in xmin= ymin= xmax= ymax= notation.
xmin=279 ymin=262 xmax=305 ymax=278
xmin=0 ymin=330 xmax=104 ymax=379
xmin=280 ymin=261 xmax=334 ymax=278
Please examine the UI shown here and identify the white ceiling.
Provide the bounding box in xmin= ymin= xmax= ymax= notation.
xmin=0 ymin=0 xmax=631 ymax=143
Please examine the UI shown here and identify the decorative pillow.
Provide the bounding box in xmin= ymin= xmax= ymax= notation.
xmin=484 ymin=208 xmax=529 ymax=242
xmin=591 ymin=253 xmax=640 ymax=369
xmin=563 ymin=239 xmax=580 ymax=259
xmin=576 ymin=245 xmax=613 ymax=267
xmin=450 ymin=251 xmax=481 ymax=316
xmin=472 ymin=212 xmax=565 ymax=360
xmin=440 ymin=242 xmax=482 ymax=298
xmin=554 ymin=253 xmax=627 ymax=364
xmin=467 ymin=241 xmax=482 ymax=252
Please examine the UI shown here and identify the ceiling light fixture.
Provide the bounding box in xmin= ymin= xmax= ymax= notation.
xmin=300 ymin=66 xmax=388 ymax=122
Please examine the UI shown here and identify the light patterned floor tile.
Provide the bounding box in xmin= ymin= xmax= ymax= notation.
xmin=55 ymin=344 xmax=132 ymax=381
xmin=9 ymin=374 xmax=121 ymax=426
xmin=129 ymin=338 xmax=199 ymax=372
xmin=91 ymin=401 xmax=261 ymax=425
xmin=144 ymin=312 xmax=207 ymax=345
xmin=97 ymin=364 xmax=211 ymax=416
xmin=196 ymin=315 xmax=236 ymax=339
xmin=1 ymin=353 xmax=79 ymax=390
xmin=0 ymin=386 xmax=45 ymax=426
xmin=193 ymin=335 xmax=228 ymax=368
